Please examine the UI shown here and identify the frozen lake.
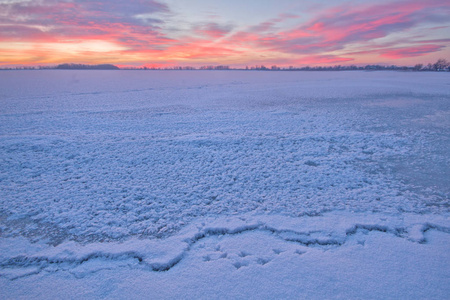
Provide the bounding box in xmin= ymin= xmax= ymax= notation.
xmin=1 ymin=71 xmax=449 ymax=298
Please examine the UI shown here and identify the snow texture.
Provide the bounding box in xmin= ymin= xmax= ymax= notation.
xmin=0 ymin=70 xmax=449 ymax=299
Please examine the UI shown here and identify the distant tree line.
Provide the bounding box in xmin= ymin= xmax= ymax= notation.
xmin=55 ymin=63 xmax=120 ymax=70
xmin=245 ymin=58 xmax=450 ymax=71
xmin=2 ymin=59 xmax=449 ymax=71
xmin=120 ymin=58 xmax=450 ymax=72
xmin=13 ymin=63 xmax=120 ymax=70
xmin=412 ymin=59 xmax=450 ymax=71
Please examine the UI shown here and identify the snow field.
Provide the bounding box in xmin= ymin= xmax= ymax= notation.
xmin=0 ymin=70 xmax=449 ymax=298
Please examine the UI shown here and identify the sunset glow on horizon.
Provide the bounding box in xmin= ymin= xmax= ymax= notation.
xmin=1 ymin=0 xmax=449 ymax=68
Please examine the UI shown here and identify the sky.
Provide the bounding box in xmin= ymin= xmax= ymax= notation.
xmin=0 ymin=0 xmax=449 ymax=68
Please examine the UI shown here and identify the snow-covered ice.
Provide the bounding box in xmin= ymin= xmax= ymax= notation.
xmin=0 ymin=70 xmax=449 ymax=299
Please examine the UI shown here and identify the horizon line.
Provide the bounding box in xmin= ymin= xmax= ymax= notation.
xmin=2 ymin=60 xmax=449 ymax=71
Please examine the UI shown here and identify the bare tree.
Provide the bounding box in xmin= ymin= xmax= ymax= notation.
xmin=433 ymin=58 xmax=449 ymax=71
xmin=413 ymin=64 xmax=423 ymax=71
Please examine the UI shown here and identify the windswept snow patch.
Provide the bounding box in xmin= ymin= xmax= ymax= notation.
xmin=1 ymin=212 xmax=448 ymax=280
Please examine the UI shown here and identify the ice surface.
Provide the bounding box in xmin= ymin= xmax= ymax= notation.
xmin=0 ymin=70 xmax=449 ymax=299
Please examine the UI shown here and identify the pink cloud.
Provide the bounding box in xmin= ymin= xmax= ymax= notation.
xmin=215 ymin=0 xmax=449 ymax=65
xmin=194 ymin=23 xmax=233 ymax=39
xmin=278 ymin=0 xmax=448 ymax=54
xmin=293 ymin=55 xmax=354 ymax=65
xmin=0 ymin=0 xmax=170 ymax=46
xmin=248 ymin=13 xmax=300 ymax=33
xmin=380 ymin=45 xmax=445 ymax=58
xmin=0 ymin=25 xmax=55 ymax=42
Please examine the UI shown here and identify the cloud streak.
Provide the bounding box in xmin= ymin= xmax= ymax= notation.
xmin=380 ymin=45 xmax=446 ymax=59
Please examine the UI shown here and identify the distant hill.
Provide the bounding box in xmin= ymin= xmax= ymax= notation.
xmin=55 ymin=63 xmax=120 ymax=70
